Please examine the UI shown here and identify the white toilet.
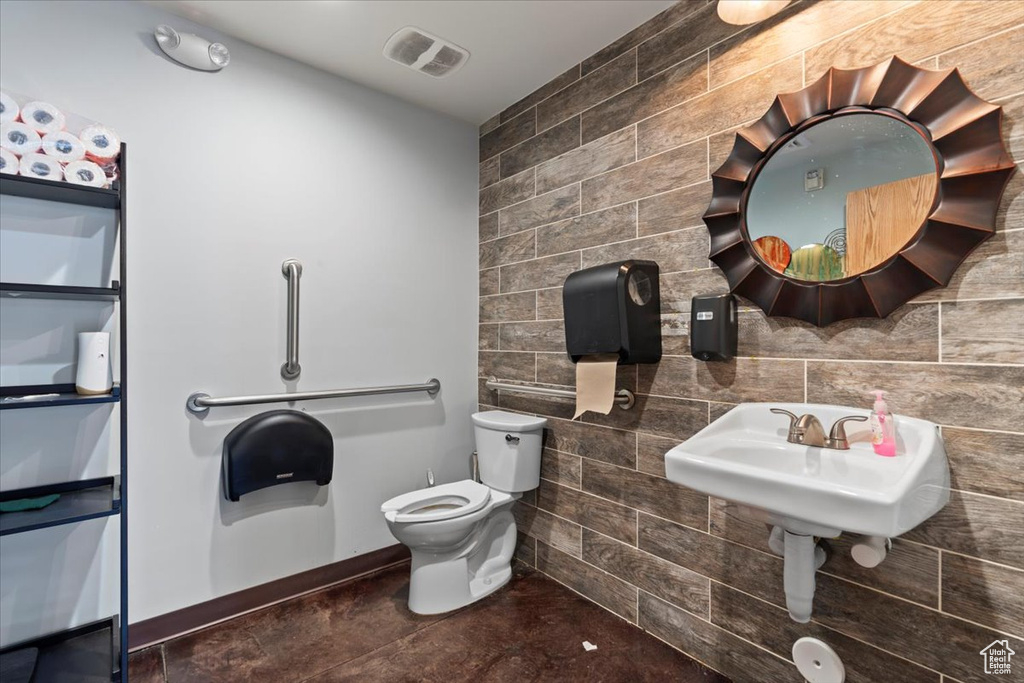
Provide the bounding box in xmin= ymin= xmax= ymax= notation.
xmin=380 ymin=410 xmax=547 ymax=614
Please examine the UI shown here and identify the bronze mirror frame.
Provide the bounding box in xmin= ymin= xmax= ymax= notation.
xmin=704 ymin=56 xmax=1016 ymax=326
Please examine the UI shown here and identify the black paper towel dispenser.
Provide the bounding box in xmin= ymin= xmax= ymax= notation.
xmin=222 ymin=410 xmax=333 ymax=502
xmin=563 ymin=260 xmax=661 ymax=364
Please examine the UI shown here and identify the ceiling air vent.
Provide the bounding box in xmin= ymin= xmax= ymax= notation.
xmin=383 ymin=27 xmax=469 ymax=78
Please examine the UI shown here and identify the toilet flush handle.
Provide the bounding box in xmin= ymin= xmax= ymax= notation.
xmin=505 ymin=434 xmax=520 ymax=445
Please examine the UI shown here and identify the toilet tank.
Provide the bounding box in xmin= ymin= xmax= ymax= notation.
xmin=472 ymin=411 xmax=547 ymax=493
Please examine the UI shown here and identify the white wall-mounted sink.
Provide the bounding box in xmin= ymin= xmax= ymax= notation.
xmin=665 ymin=402 xmax=950 ymax=623
xmin=666 ymin=402 xmax=949 ymax=538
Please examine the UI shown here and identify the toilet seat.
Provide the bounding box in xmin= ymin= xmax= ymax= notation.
xmin=381 ymin=479 xmax=491 ymax=523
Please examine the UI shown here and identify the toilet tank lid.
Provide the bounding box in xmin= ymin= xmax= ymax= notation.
xmin=471 ymin=410 xmax=548 ymax=432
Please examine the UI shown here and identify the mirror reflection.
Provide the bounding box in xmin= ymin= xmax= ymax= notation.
xmin=746 ymin=114 xmax=938 ymax=281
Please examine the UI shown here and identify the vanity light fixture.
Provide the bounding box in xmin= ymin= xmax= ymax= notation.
xmin=154 ymin=25 xmax=230 ymax=71
xmin=716 ymin=0 xmax=791 ymax=25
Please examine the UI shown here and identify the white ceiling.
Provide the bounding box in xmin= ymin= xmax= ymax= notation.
xmin=146 ymin=0 xmax=677 ymax=124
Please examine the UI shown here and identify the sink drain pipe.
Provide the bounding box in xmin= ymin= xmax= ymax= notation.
xmin=769 ymin=526 xmax=828 ymax=623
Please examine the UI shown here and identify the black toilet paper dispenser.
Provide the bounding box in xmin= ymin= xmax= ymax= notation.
xmin=562 ymin=260 xmax=661 ymax=364
xmin=222 ymin=410 xmax=333 ymax=501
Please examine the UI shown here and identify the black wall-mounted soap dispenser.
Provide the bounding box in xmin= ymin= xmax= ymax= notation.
xmin=690 ymin=294 xmax=737 ymax=362
xmin=562 ymin=260 xmax=661 ymax=364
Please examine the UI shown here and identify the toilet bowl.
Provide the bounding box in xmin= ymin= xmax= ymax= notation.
xmin=381 ymin=410 xmax=546 ymax=614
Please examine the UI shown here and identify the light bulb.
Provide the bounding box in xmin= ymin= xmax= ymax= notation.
xmin=155 ymin=24 xmax=180 ymax=49
xmin=208 ymin=42 xmax=231 ymax=68
xmin=717 ymin=0 xmax=791 ymax=25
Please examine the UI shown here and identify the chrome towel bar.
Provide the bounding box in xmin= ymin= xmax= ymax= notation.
xmin=186 ymin=378 xmax=441 ymax=416
xmin=485 ymin=377 xmax=635 ymax=411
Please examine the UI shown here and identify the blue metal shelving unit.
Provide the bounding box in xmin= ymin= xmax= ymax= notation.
xmin=0 ymin=148 xmax=128 ymax=681
xmin=1 ymin=383 xmax=122 ymax=410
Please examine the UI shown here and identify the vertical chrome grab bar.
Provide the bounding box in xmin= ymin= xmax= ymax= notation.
xmin=281 ymin=259 xmax=302 ymax=379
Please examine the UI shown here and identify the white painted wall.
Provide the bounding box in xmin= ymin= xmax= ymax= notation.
xmin=0 ymin=0 xmax=478 ymax=636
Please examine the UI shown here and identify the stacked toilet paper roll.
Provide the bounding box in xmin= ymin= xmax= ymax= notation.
xmin=0 ymin=148 xmax=18 ymax=175
xmin=80 ymin=124 xmax=120 ymax=166
xmin=41 ymin=131 xmax=85 ymax=162
xmin=19 ymin=153 xmax=63 ymax=181
xmin=0 ymin=91 xmax=19 ymax=124
xmin=573 ymin=354 xmax=620 ymax=419
xmin=0 ymin=91 xmax=121 ymax=187
xmin=21 ymin=101 xmax=66 ymax=135
xmin=64 ymin=160 xmax=106 ymax=188
xmin=1 ymin=121 xmax=41 ymax=156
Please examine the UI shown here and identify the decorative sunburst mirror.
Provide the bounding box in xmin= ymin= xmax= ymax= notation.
xmin=704 ymin=56 xmax=1016 ymax=326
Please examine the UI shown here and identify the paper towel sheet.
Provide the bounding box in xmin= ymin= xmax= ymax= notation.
xmin=573 ymin=354 xmax=619 ymax=419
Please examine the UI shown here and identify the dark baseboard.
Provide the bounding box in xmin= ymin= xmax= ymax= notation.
xmin=128 ymin=544 xmax=410 ymax=651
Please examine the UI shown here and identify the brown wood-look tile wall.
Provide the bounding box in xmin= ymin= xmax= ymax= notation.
xmin=479 ymin=2 xmax=1024 ymax=681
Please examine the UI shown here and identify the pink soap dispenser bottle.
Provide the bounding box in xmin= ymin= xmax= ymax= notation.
xmin=869 ymin=390 xmax=896 ymax=457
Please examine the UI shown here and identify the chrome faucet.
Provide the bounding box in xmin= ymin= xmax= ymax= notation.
xmin=771 ymin=409 xmax=868 ymax=450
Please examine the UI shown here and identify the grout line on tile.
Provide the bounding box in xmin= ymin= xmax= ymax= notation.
xmin=706 ymin=496 xmax=711 ymax=534
xmin=937 ymin=550 xmax=943 ymax=612
xmin=803 ymin=361 xmax=808 ymax=402
xmin=936 ymin=546 xmax=1024 ymax=570
xmin=533 ymin=564 xmax=636 ymax=625
xmin=492 ymin=3 xmax=918 ymax=179
xmin=638 ymin=621 xmax=730 ymax=678
xmin=574 ymin=0 xmax=917 ymax=159
xmin=932 ymin=22 xmax=1024 ymax=61
xmin=489 ymin=169 xmax=711 ymax=226
xmin=822 ymin=570 xmax=1023 ymax=637
xmin=648 ymin=588 xmax=799 ymax=667
xmin=705 ymin=136 xmax=710 ymax=179
xmin=906 ymin=294 xmax=1024 ymax=306
xmin=705 ymin=47 xmax=710 ymax=90
xmin=710 ymin=578 xmax=950 ymax=677
xmin=993 ymin=90 xmax=1024 ymax=105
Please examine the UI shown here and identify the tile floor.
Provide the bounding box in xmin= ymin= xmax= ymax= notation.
xmin=129 ymin=563 xmax=729 ymax=682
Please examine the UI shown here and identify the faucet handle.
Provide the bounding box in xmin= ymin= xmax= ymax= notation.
xmin=829 ymin=415 xmax=868 ymax=449
xmin=770 ymin=408 xmax=799 ymax=431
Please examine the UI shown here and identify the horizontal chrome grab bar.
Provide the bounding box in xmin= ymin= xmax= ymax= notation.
xmin=186 ymin=378 xmax=441 ymax=416
xmin=485 ymin=377 xmax=635 ymax=411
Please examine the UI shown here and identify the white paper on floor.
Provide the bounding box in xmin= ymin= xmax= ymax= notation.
xmin=582 ymin=641 xmax=598 ymax=651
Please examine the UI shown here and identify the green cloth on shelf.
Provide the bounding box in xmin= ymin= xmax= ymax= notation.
xmin=0 ymin=494 xmax=60 ymax=513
